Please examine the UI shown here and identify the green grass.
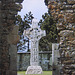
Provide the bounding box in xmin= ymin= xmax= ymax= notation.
xmin=17 ymin=71 xmax=52 ymax=75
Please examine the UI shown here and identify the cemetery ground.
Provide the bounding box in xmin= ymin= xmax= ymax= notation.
xmin=17 ymin=71 xmax=52 ymax=75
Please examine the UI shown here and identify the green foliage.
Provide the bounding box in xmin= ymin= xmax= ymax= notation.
xmin=16 ymin=11 xmax=34 ymax=35
xmin=16 ymin=12 xmax=34 ymax=52
xmin=44 ymin=0 xmax=48 ymax=6
xmin=39 ymin=13 xmax=57 ymax=51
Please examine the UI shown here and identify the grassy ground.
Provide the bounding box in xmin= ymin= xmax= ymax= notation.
xmin=17 ymin=71 xmax=52 ymax=75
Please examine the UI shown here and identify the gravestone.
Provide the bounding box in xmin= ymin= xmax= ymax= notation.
xmin=52 ymin=43 xmax=60 ymax=75
xmin=23 ymin=18 xmax=46 ymax=74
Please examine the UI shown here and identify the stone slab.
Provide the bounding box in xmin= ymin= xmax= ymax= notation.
xmin=26 ymin=66 xmax=43 ymax=74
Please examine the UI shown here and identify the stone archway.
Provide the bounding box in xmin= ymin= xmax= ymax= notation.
xmin=0 ymin=0 xmax=75 ymax=75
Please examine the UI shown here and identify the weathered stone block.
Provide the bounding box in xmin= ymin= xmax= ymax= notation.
xmin=9 ymin=45 xmax=17 ymax=70
xmin=67 ymin=0 xmax=75 ymax=4
xmin=7 ymin=25 xmax=20 ymax=44
xmin=26 ymin=66 xmax=43 ymax=74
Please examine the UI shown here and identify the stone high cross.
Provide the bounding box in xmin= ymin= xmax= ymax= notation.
xmin=23 ymin=18 xmax=46 ymax=74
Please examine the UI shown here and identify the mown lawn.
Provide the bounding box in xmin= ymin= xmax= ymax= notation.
xmin=17 ymin=71 xmax=52 ymax=75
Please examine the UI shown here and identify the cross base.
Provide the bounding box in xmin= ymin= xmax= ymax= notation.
xmin=26 ymin=66 xmax=43 ymax=74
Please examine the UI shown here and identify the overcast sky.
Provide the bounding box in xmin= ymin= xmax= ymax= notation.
xmin=18 ymin=0 xmax=48 ymax=21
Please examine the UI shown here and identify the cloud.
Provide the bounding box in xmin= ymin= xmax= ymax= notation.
xmin=18 ymin=0 xmax=48 ymax=21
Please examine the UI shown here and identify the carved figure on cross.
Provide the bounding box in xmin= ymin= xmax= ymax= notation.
xmin=23 ymin=18 xmax=46 ymax=66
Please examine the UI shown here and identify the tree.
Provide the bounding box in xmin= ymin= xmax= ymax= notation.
xmin=16 ymin=11 xmax=34 ymax=35
xmin=39 ymin=13 xmax=58 ymax=51
xmin=44 ymin=0 xmax=48 ymax=6
xmin=16 ymin=11 xmax=34 ymax=52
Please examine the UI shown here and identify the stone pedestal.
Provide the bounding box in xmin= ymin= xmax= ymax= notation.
xmin=26 ymin=66 xmax=43 ymax=74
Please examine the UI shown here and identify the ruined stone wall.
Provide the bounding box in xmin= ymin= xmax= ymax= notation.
xmin=0 ymin=0 xmax=23 ymax=75
xmin=47 ymin=0 xmax=75 ymax=75
xmin=17 ymin=53 xmax=51 ymax=71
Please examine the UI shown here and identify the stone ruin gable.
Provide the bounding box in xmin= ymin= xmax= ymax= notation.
xmin=47 ymin=0 xmax=75 ymax=75
xmin=0 ymin=0 xmax=23 ymax=75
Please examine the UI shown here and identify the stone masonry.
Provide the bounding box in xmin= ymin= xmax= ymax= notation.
xmin=0 ymin=0 xmax=23 ymax=75
xmin=17 ymin=52 xmax=51 ymax=71
xmin=47 ymin=0 xmax=75 ymax=75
